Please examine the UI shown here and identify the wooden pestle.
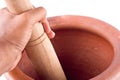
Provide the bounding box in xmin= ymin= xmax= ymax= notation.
xmin=5 ymin=0 xmax=66 ymax=80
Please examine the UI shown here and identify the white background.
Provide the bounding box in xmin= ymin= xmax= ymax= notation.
xmin=0 ymin=0 xmax=120 ymax=79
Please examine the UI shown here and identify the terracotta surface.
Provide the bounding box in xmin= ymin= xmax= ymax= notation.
xmin=5 ymin=15 xmax=120 ymax=80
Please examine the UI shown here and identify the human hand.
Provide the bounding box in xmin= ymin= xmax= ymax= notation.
xmin=0 ymin=7 xmax=55 ymax=75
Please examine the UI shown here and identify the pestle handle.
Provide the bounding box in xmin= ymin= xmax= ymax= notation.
xmin=5 ymin=0 xmax=66 ymax=80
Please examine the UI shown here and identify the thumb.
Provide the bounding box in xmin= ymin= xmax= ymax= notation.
xmin=21 ymin=7 xmax=46 ymax=24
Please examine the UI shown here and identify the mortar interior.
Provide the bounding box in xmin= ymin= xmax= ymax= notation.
xmin=50 ymin=28 xmax=114 ymax=80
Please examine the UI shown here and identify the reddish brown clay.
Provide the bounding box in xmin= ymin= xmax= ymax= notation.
xmin=5 ymin=15 xmax=120 ymax=80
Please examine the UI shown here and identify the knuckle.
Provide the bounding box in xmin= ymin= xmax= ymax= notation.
xmin=38 ymin=7 xmax=47 ymax=17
